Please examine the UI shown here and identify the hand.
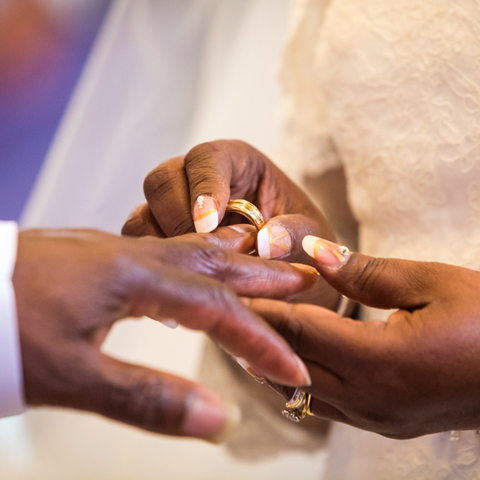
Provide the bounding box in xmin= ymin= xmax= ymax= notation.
xmin=245 ymin=236 xmax=480 ymax=439
xmin=13 ymin=227 xmax=316 ymax=441
xmin=122 ymin=140 xmax=334 ymax=263
xmin=122 ymin=140 xmax=340 ymax=308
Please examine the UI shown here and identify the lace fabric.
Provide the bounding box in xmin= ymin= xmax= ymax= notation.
xmin=280 ymin=0 xmax=480 ymax=478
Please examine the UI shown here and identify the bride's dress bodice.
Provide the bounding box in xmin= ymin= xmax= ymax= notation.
xmin=318 ymin=0 xmax=480 ymax=270
xmin=281 ymin=0 xmax=480 ymax=478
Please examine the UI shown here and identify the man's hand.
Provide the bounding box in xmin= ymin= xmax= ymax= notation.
xmin=13 ymin=227 xmax=316 ymax=441
xmin=245 ymin=236 xmax=480 ymax=439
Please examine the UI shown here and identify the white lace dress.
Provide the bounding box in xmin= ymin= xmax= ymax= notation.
xmin=279 ymin=0 xmax=480 ymax=478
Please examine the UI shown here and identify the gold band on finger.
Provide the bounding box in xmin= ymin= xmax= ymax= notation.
xmin=226 ymin=199 xmax=265 ymax=231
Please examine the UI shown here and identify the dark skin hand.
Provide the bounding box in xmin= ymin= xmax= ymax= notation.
xmin=13 ymin=226 xmax=317 ymax=442
xmin=122 ymin=139 xmax=341 ymax=309
xmin=244 ymin=237 xmax=480 ymax=439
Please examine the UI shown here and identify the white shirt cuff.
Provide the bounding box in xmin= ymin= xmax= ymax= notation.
xmin=0 ymin=221 xmax=26 ymax=417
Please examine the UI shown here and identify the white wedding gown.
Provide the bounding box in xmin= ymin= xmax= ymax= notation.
xmin=279 ymin=0 xmax=480 ymax=478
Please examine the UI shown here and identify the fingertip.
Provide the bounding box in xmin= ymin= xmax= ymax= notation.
xmin=257 ymin=227 xmax=271 ymax=258
xmin=302 ymin=235 xmax=350 ymax=270
xmin=182 ymin=393 xmax=241 ymax=443
xmin=194 ymin=195 xmax=219 ymax=233
xmin=257 ymin=225 xmax=292 ymax=259
xmin=294 ymin=355 xmax=312 ymax=387
xmin=267 ymin=354 xmax=312 ymax=388
xmin=160 ymin=319 xmax=179 ymax=329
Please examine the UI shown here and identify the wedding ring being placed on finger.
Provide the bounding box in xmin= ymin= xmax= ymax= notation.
xmin=226 ymin=199 xmax=265 ymax=231
xmin=282 ymin=388 xmax=314 ymax=422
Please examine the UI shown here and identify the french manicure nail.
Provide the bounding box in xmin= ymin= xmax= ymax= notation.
xmin=236 ymin=357 xmax=267 ymax=384
xmin=183 ymin=395 xmax=241 ymax=444
xmin=302 ymin=236 xmax=350 ymax=269
xmin=257 ymin=225 xmax=292 ymax=259
xmin=194 ymin=195 xmax=219 ymax=233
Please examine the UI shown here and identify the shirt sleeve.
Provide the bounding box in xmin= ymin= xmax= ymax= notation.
xmin=274 ymin=0 xmax=341 ymax=186
xmin=0 ymin=221 xmax=26 ymax=417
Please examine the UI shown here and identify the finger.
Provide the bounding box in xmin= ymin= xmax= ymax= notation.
xmin=256 ymin=213 xmax=334 ymax=263
xmin=184 ymin=140 xmax=265 ymax=233
xmin=302 ymin=236 xmax=440 ymax=310
xmin=122 ymin=203 xmax=166 ymax=238
xmin=170 ymin=224 xmax=258 ymax=255
xmin=85 ymin=355 xmax=241 ymax=442
xmin=139 ymin=236 xmax=319 ymax=299
xmin=244 ymin=297 xmax=368 ymax=373
xmin=123 ymin=262 xmax=311 ymax=387
xmin=143 ymin=156 xmax=196 ymax=237
xmin=271 ymin=358 xmax=346 ymax=405
xmin=309 ymin=396 xmax=349 ymax=423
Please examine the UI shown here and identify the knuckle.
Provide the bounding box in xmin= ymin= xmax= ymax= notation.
xmin=352 ymin=256 xmax=389 ymax=296
xmin=143 ymin=166 xmax=179 ymax=202
xmin=184 ymin=142 xmax=216 ymax=168
xmin=194 ymin=245 xmax=232 ymax=278
xmin=184 ymin=143 xmax=228 ymax=189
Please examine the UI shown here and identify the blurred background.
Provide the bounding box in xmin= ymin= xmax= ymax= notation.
xmin=0 ymin=0 xmax=327 ymax=478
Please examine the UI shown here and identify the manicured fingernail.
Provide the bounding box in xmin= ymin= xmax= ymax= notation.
xmin=160 ymin=319 xmax=179 ymax=329
xmin=194 ymin=195 xmax=219 ymax=233
xmin=257 ymin=225 xmax=292 ymax=259
xmin=302 ymin=236 xmax=350 ymax=269
xmin=290 ymin=263 xmax=320 ymax=275
xmin=267 ymin=355 xmax=312 ymax=388
xmin=236 ymin=357 xmax=266 ymax=384
xmin=183 ymin=394 xmax=241 ymax=444
xmin=229 ymin=224 xmax=257 ymax=234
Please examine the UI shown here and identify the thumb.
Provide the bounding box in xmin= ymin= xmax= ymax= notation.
xmin=302 ymin=235 xmax=437 ymax=310
xmin=86 ymin=355 xmax=241 ymax=442
xmin=257 ymin=214 xmax=335 ymax=264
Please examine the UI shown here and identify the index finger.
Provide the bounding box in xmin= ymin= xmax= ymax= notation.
xmin=124 ymin=261 xmax=312 ymax=388
xmin=184 ymin=140 xmax=266 ymax=233
xmin=138 ymin=235 xmax=319 ymax=299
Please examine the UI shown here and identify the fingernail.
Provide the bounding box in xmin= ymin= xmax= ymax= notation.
xmin=194 ymin=195 xmax=219 ymax=233
xmin=183 ymin=395 xmax=241 ymax=444
xmin=290 ymin=263 xmax=320 ymax=275
xmin=302 ymin=236 xmax=350 ymax=269
xmin=236 ymin=357 xmax=266 ymax=384
xmin=294 ymin=355 xmax=312 ymax=386
xmin=160 ymin=319 xmax=179 ymax=329
xmin=229 ymin=224 xmax=257 ymax=234
xmin=267 ymin=355 xmax=312 ymax=388
xmin=257 ymin=225 xmax=292 ymax=259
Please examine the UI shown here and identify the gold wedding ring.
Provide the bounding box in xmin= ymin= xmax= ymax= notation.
xmin=226 ymin=199 xmax=265 ymax=231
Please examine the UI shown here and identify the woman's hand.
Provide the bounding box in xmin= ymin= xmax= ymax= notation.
xmin=245 ymin=237 xmax=480 ymax=439
xmin=13 ymin=227 xmax=317 ymax=441
xmin=122 ymin=139 xmax=341 ymax=308
xmin=123 ymin=140 xmax=334 ymax=262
